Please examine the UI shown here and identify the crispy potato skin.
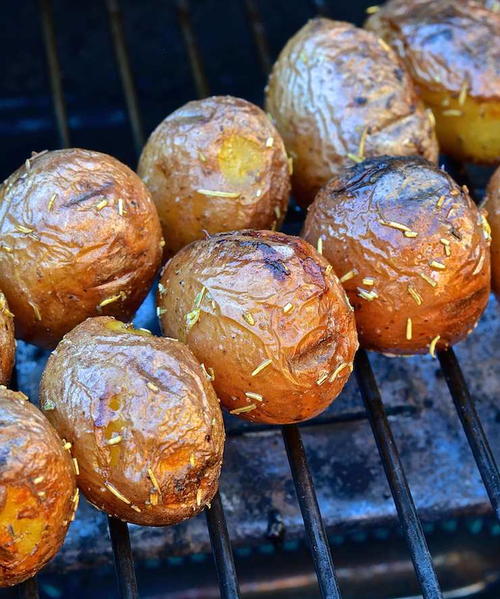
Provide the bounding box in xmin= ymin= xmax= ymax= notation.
xmin=365 ymin=0 xmax=500 ymax=163
xmin=0 ymin=292 xmax=15 ymax=385
xmin=265 ymin=18 xmax=438 ymax=207
xmin=0 ymin=149 xmax=163 ymax=349
xmin=138 ymin=96 xmax=290 ymax=257
xmin=0 ymin=388 xmax=75 ymax=586
xmin=39 ymin=317 xmax=224 ymax=526
xmin=302 ymin=156 xmax=491 ymax=355
xmin=484 ymin=166 xmax=500 ymax=299
xmin=157 ymin=230 xmax=358 ymax=424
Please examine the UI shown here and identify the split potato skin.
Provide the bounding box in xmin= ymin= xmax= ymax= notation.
xmin=265 ymin=18 xmax=438 ymax=207
xmin=157 ymin=230 xmax=358 ymax=424
xmin=0 ymin=388 xmax=76 ymax=587
xmin=138 ymin=96 xmax=290 ymax=258
xmin=484 ymin=166 xmax=500 ymax=299
xmin=0 ymin=291 xmax=15 ymax=385
xmin=365 ymin=0 xmax=500 ymax=164
xmin=39 ymin=317 xmax=224 ymax=526
xmin=302 ymin=156 xmax=491 ymax=355
xmin=0 ymin=149 xmax=163 ymax=349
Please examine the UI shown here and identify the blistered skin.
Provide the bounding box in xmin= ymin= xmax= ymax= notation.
xmin=484 ymin=166 xmax=500 ymax=299
xmin=138 ymin=96 xmax=291 ymax=257
xmin=365 ymin=0 xmax=500 ymax=163
xmin=265 ymin=18 xmax=438 ymax=207
xmin=0 ymin=292 xmax=15 ymax=385
xmin=302 ymin=156 xmax=491 ymax=355
xmin=39 ymin=317 xmax=224 ymax=526
xmin=157 ymin=230 xmax=358 ymax=424
xmin=0 ymin=149 xmax=163 ymax=349
xmin=0 ymin=388 xmax=76 ymax=586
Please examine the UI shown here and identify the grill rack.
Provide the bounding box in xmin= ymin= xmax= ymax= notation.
xmin=12 ymin=0 xmax=499 ymax=598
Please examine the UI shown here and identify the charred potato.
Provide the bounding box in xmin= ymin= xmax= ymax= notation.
xmin=0 ymin=291 xmax=15 ymax=385
xmin=365 ymin=0 xmax=500 ymax=163
xmin=157 ymin=230 xmax=358 ymax=424
xmin=39 ymin=317 xmax=224 ymax=526
xmin=265 ymin=18 xmax=438 ymax=206
xmin=0 ymin=149 xmax=163 ymax=349
xmin=138 ymin=96 xmax=291 ymax=257
xmin=302 ymin=156 xmax=491 ymax=355
xmin=484 ymin=166 xmax=500 ymax=299
xmin=0 ymin=387 xmax=76 ymax=586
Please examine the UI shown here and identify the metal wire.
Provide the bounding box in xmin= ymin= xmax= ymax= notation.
xmin=438 ymin=348 xmax=500 ymax=519
xmin=205 ymin=492 xmax=242 ymax=598
xmin=282 ymin=425 xmax=343 ymax=599
xmin=16 ymin=578 xmax=39 ymax=599
xmin=108 ymin=517 xmax=140 ymax=599
xmin=354 ymin=350 xmax=443 ymax=599
xmin=105 ymin=0 xmax=145 ymax=157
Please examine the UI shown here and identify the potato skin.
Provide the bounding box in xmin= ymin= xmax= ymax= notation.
xmin=0 ymin=388 xmax=76 ymax=586
xmin=0 ymin=149 xmax=163 ymax=349
xmin=39 ymin=316 xmax=224 ymax=526
xmin=0 ymin=292 xmax=15 ymax=385
xmin=138 ymin=96 xmax=290 ymax=257
xmin=157 ymin=230 xmax=358 ymax=424
xmin=265 ymin=18 xmax=438 ymax=207
xmin=365 ymin=0 xmax=500 ymax=163
xmin=302 ymin=156 xmax=491 ymax=355
xmin=484 ymin=166 xmax=500 ymax=299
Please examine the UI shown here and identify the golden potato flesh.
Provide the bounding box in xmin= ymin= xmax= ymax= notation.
xmin=484 ymin=166 xmax=500 ymax=299
xmin=303 ymin=156 xmax=491 ymax=355
xmin=365 ymin=0 xmax=500 ymax=163
xmin=0 ymin=388 xmax=76 ymax=586
xmin=0 ymin=291 xmax=15 ymax=385
xmin=0 ymin=149 xmax=163 ymax=349
xmin=138 ymin=96 xmax=291 ymax=257
xmin=39 ymin=317 xmax=224 ymax=526
xmin=265 ymin=18 xmax=438 ymax=206
xmin=157 ymin=230 xmax=358 ymax=425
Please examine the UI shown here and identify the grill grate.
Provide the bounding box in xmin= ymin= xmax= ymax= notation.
xmin=10 ymin=0 xmax=500 ymax=598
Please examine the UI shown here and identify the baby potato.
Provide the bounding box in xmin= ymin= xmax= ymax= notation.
xmin=483 ymin=166 xmax=500 ymax=299
xmin=302 ymin=156 xmax=491 ymax=355
xmin=0 ymin=149 xmax=163 ymax=349
xmin=0 ymin=291 xmax=15 ymax=385
xmin=265 ymin=18 xmax=438 ymax=206
xmin=0 ymin=387 xmax=76 ymax=586
xmin=157 ymin=230 xmax=358 ymax=425
xmin=138 ymin=96 xmax=290 ymax=257
xmin=365 ymin=0 xmax=500 ymax=163
xmin=39 ymin=317 xmax=224 ymax=526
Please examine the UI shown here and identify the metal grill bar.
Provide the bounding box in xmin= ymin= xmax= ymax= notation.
xmin=39 ymin=0 xmax=70 ymax=148
xmin=205 ymin=492 xmax=242 ymax=599
xmin=16 ymin=578 xmax=39 ymax=599
xmin=108 ymin=517 xmax=139 ymax=599
xmin=282 ymin=425 xmax=343 ymax=599
xmin=243 ymin=0 xmax=272 ymax=75
xmin=354 ymin=350 xmax=443 ymax=599
xmin=176 ymin=0 xmax=210 ymax=98
xmin=438 ymin=348 xmax=500 ymax=518
xmin=105 ymin=0 xmax=145 ymax=157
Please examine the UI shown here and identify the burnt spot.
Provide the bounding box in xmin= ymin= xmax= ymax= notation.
xmin=301 ymin=256 xmax=326 ymax=289
xmin=354 ymin=96 xmax=367 ymax=106
xmin=63 ymin=181 xmax=114 ymax=207
xmin=238 ymin=239 xmax=291 ymax=281
xmin=393 ymin=68 xmax=404 ymax=83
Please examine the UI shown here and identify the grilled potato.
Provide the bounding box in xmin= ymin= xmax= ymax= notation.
xmin=0 ymin=387 xmax=76 ymax=586
xmin=302 ymin=156 xmax=491 ymax=355
xmin=39 ymin=317 xmax=224 ymax=526
xmin=138 ymin=96 xmax=290 ymax=257
xmin=265 ymin=18 xmax=438 ymax=206
xmin=365 ymin=0 xmax=500 ymax=163
xmin=0 ymin=291 xmax=14 ymax=385
xmin=157 ymin=230 xmax=358 ymax=424
xmin=484 ymin=166 xmax=500 ymax=299
xmin=0 ymin=149 xmax=163 ymax=349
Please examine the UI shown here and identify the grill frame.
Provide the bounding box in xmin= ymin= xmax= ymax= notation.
xmin=9 ymin=0 xmax=499 ymax=598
